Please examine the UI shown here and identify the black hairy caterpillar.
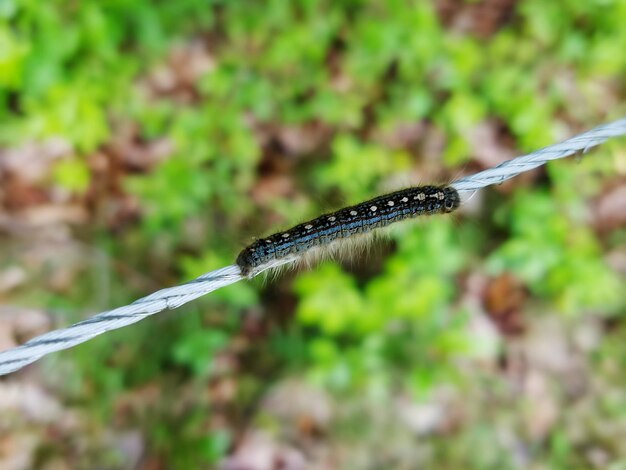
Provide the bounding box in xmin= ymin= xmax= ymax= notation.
xmin=237 ymin=185 xmax=460 ymax=277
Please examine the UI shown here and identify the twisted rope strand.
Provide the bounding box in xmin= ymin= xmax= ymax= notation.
xmin=451 ymin=118 xmax=626 ymax=192
xmin=0 ymin=265 xmax=243 ymax=374
xmin=1 ymin=118 xmax=625 ymax=376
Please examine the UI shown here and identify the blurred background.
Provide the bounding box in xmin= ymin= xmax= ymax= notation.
xmin=1 ymin=1 xmax=626 ymax=468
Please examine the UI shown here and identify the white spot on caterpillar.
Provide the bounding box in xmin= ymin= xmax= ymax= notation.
xmin=417 ymin=193 xmax=426 ymax=201
xmin=350 ymin=210 xmax=357 ymax=216
xmin=305 ymin=224 xmax=313 ymax=230
xmin=387 ymin=201 xmax=394 ymax=206
xmin=329 ymin=216 xmax=336 ymax=222
xmin=401 ymin=197 xmax=408 ymax=202
xmin=265 ymin=239 xmax=272 ymax=243
xmin=282 ymin=233 xmax=290 ymax=238
xmin=370 ymin=206 xmax=377 ymax=212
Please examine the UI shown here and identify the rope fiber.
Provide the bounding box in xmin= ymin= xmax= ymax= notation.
xmin=1 ymin=118 xmax=625 ymax=376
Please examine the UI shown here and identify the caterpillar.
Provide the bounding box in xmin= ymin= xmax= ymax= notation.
xmin=237 ymin=185 xmax=460 ymax=277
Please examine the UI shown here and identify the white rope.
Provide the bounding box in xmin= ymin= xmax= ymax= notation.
xmin=1 ymin=117 xmax=625 ymax=376
xmin=451 ymin=118 xmax=626 ymax=192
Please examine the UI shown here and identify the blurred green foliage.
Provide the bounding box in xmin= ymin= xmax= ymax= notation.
xmin=294 ymin=220 xmax=476 ymax=393
xmin=2 ymin=0 xmax=626 ymax=468
xmin=488 ymin=190 xmax=622 ymax=314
